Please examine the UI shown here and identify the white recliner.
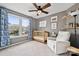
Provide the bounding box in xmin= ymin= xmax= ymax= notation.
xmin=47 ymin=31 xmax=70 ymax=54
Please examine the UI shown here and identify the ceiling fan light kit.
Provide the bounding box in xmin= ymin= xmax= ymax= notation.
xmin=37 ymin=10 xmax=42 ymax=14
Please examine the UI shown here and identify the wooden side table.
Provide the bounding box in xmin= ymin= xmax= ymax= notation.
xmin=67 ymin=46 xmax=79 ymax=56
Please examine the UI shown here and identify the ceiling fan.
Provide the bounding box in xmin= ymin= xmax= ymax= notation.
xmin=28 ymin=3 xmax=51 ymax=16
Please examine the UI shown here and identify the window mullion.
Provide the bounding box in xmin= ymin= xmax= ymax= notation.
xmin=19 ymin=17 xmax=22 ymax=36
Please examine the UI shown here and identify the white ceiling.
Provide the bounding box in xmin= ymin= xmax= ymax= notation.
xmin=0 ymin=3 xmax=75 ymax=19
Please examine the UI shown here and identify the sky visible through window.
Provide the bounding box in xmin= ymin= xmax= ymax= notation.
xmin=22 ymin=18 xmax=30 ymax=27
xmin=8 ymin=14 xmax=19 ymax=25
xmin=8 ymin=14 xmax=30 ymax=27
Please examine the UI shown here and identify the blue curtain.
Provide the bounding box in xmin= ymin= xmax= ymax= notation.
xmin=28 ymin=19 xmax=32 ymax=40
xmin=0 ymin=7 xmax=9 ymax=47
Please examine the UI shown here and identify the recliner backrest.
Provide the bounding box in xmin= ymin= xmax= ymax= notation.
xmin=56 ymin=31 xmax=70 ymax=42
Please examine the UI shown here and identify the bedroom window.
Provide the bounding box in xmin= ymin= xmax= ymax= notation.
xmin=8 ymin=14 xmax=19 ymax=36
xmin=39 ymin=20 xmax=46 ymax=27
xmin=8 ymin=13 xmax=30 ymax=37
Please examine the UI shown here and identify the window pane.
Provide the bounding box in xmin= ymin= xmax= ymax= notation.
xmin=8 ymin=14 xmax=19 ymax=36
xmin=22 ymin=18 xmax=30 ymax=35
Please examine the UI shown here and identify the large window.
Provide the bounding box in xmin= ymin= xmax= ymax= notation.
xmin=8 ymin=13 xmax=30 ymax=37
xmin=8 ymin=14 xmax=19 ymax=36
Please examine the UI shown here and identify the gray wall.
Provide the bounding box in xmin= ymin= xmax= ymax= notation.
xmin=31 ymin=18 xmax=37 ymax=31
xmin=35 ymin=3 xmax=79 ymax=48
xmin=66 ymin=3 xmax=79 ymax=47
xmin=66 ymin=3 xmax=79 ymax=34
xmin=36 ymin=11 xmax=67 ymax=35
xmin=35 ymin=4 xmax=79 ymax=34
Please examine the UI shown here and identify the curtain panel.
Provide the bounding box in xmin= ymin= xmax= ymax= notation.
xmin=28 ymin=19 xmax=32 ymax=40
xmin=0 ymin=7 xmax=9 ymax=47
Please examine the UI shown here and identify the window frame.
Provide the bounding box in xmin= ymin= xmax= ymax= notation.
xmin=8 ymin=13 xmax=30 ymax=38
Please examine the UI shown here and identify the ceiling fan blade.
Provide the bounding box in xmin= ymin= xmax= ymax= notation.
xmin=28 ymin=10 xmax=38 ymax=12
xmin=33 ymin=3 xmax=38 ymax=9
xmin=42 ymin=3 xmax=51 ymax=9
xmin=42 ymin=10 xmax=48 ymax=14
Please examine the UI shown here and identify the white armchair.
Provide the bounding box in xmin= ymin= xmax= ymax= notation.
xmin=47 ymin=31 xmax=70 ymax=54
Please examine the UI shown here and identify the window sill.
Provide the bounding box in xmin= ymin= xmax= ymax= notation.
xmin=10 ymin=34 xmax=28 ymax=39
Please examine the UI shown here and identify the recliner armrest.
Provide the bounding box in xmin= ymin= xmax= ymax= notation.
xmin=56 ymin=41 xmax=70 ymax=48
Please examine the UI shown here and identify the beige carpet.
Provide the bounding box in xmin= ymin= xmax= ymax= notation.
xmin=0 ymin=41 xmax=67 ymax=56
